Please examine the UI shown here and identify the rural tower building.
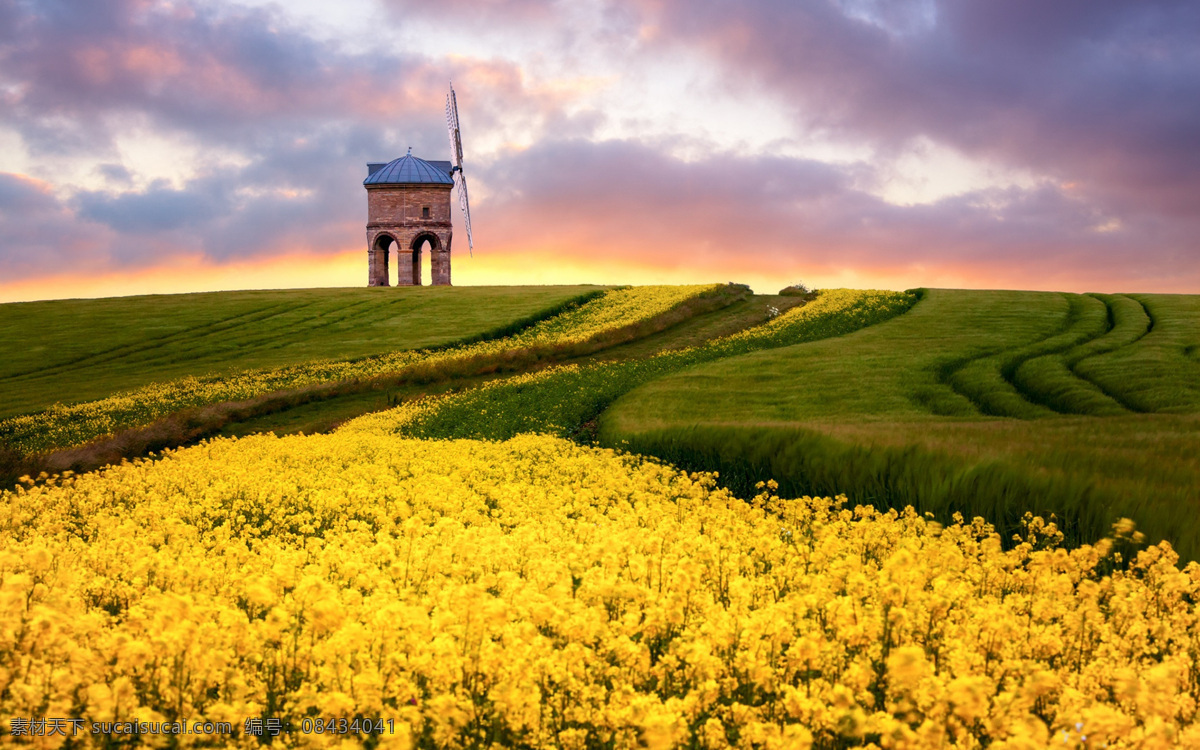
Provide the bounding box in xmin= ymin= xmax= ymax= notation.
xmin=364 ymin=149 xmax=455 ymax=286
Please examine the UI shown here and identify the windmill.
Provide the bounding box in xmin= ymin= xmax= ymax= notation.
xmin=445 ymin=83 xmax=474 ymax=255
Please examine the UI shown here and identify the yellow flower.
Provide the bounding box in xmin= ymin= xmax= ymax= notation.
xmin=1 ymin=428 xmax=1197 ymax=748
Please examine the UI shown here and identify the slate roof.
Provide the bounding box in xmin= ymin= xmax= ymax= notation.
xmin=364 ymin=154 xmax=454 ymax=186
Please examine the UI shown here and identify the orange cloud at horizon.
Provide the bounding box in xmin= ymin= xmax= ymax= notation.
xmin=5 ymin=235 xmax=1189 ymax=305
xmin=0 ymin=250 xmax=365 ymax=304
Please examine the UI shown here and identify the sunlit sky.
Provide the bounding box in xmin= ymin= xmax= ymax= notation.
xmin=1 ymin=0 xmax=1198 ymax=301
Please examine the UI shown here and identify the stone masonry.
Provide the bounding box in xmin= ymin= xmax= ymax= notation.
xmin=365 ymin=160 xmax=455 ymax=286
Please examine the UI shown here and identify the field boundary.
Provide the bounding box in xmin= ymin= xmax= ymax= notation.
xmin=0 ymin=285 xmax=747 ymax=483
xmin=599 ymin=422 xmax=1184 ymax=558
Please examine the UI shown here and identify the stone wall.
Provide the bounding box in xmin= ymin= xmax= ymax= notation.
xmin=366 ymin=184 xmax=454 ymax=286
xmin=367 ymin=185 xmax=454 ymax=227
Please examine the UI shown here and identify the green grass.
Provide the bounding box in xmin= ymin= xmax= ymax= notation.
xmin=1074 ymin=294 xmax=1200 ymax=412
xmin=599 ymin=288 xmax=1200 ymax=559
xmin=394 ymin=289 xmax=916 ymax=443
xmin=8 ymin=283 xmax=1197 ymax=563
xmin=187 ymin=295 xmax=811 ymax=441
xmin=602 ymin=289 xmax=1071 ymax=427
xmin=0 ymin=285 xmax=604 ymax=418
xmin=601 ymin=289 xmax=1200 ymax=427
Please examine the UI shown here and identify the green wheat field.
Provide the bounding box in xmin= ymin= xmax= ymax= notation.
xmin=2 ymin=284 xmax=1197 ymax=557
xmin=3 ymin=283 xmax=1200 ymax=748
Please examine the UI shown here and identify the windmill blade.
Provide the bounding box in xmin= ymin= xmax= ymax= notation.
xmin=446 ymin=82 xmax=473 ymax=254
xmin=455 ymin=171 xmax=474 ymax=253
xmin=445 ymin=98 xmax=459 ymax=168
xmin=445 ymin=86 xmax=463 ymax=168
xmin=450 ymin=86 xmax=464 ymax=164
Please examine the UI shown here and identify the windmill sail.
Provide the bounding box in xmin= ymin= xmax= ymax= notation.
xmin=446 ymin=83 xmax=474 ymax=254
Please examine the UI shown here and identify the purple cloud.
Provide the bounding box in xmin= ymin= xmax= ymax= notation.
xmin=634 ymin=0 xmax=1200 ymax=222
xmin=1 ymin=0 xmax=1196 ymax=297
xmin=0 ymin=0 xmax=452 ymax=156
xmin=477 ymin=138 xmax=1196 ymax=291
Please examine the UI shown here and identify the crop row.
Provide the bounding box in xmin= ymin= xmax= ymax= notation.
xmin=598 ymin=289 xmax=1200 ymax=561
xmin=0 ymin=285 xmax=721 ymax=455
xmin=352 ymin=289 xmax=917 ymax=442
xmin=3 ymin=423 xmax=1197 ymax=747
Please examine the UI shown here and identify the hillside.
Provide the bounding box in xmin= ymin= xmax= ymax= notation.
xmin=0 ymin=285 xmax=604 ymax=419
xmin=0 ymin=284 xmax=749 ymax=472
xmin=600 ymin=288 xmax=1200 ymax=558
xmin=4 ymin=284 xmax=1200 ymax=746
xmin=5 ymin=284 xmax=1198 ymax=560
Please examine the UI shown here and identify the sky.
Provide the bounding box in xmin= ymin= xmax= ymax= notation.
xmin=1 ymin=0 xmax=1198 ymax=301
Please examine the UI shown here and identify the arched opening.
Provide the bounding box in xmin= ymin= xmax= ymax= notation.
xmin=372 ymin=234 xmax=394 ymax=287
xmin=412 ymin=233 xmax=439 ymax=287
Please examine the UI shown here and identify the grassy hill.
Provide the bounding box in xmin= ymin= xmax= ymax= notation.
xmin=0 ymin=285 xmax=603 ymax=418
xmin=0 ymin=284 xmax=749 ymax=474
xmin=600 ymin=288 xmax=1200 ymax=558
xmin=215 ymin=291 xmax=814 ymax=439
xmin=5 ymin=284 xmax=1198 ymax=558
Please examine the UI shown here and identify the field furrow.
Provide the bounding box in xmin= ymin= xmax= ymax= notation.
xmin=1071 ymin=294 xmax=1200 ymax=413
xmin=1007 ymin=294 xmax=1154 ymax=415
xmin=941 ymin=293 xmax=1109 ymax=418
xmin=0 ymin=299 xmax=300 ymax=383
xmin=1010 ymin=356 xmax=1130 ymax=415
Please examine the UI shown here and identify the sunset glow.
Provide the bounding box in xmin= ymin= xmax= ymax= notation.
xmin=2 ymin=0 xmax=1197 ymax=300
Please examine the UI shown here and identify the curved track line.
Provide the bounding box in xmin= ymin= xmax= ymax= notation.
xmin=939 ymin=293 xmax=1110 ymax=419
xmin=0 ymin=300 xmax=305 ymax=383
xmin=1006 ymin=294 xmax=1139 ymax=416
xmin=1062 ymin=295 xmax=1154 ymax=413
xmin=113 ymin=297 xmax=387 ymax=372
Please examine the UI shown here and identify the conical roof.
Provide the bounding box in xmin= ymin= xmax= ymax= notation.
xmin=364 ymin=153 xmax=454 ymax=186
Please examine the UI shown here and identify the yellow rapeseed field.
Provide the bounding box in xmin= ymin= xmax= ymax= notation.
xmin=713 ymin=288 xmax=909 ymax=348
xmin=2 ymin=414 xmax=1198 ymax=747
xmin=0 ymin=285 xmax=719 ymax=454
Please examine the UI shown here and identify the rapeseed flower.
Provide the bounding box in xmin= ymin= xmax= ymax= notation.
xmin=2 ymin=425 xmax=1198 ymax=747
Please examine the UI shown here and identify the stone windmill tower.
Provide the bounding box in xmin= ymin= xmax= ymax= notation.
xmin=364 ymin=149 xmax=454 ymax=286
xmin=364 ymin=85 xmax=474 ymax=287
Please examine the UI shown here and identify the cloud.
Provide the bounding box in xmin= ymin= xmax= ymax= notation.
xmin=473 ymin=138 xmax=1198 ymax=291
xmin=0 ymin=0 xmax=453 ymax=155
xmin=381 ymin=0 xmax=560 ymax=24
xmin=75 ymin=179 xmax=228 ymax=233
xmin=1 ymin=0 xmax=1196 ymax=300
xmin=0 ymin=172 xmax=117 ymax=278
xmin=94 ymin=163 xmax=134 ymax=186
xmin=0 ymin=172 xmax=57 ymax=213
xmin=0 ymin=0 xmax=604 ymax=154
xmin=628 ymin=0 xmax=1200 ymax=223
